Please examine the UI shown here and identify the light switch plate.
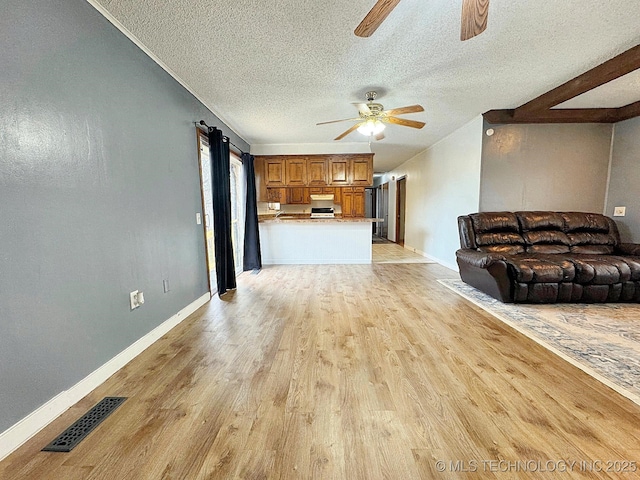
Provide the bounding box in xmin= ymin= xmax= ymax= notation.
xmin=196 ymin=213 xmax=202 ymax=224
xmin=614 ymin=206 xmax=626 ymax=217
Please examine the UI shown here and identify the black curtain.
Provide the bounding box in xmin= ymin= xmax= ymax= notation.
xmin=208 ymin=128 xmax=236 ymax=295
xmin=242 ymin=152 xmax=262 ymax=271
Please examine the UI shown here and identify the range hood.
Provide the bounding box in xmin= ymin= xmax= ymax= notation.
xmin=309 ymin=194 xmax=334 ymax=201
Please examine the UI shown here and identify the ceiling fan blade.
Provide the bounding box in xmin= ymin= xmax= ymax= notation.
xmin=353 ymin=102 xmax=372 ymax=115
xmin=335 ymin=123 xmax=361 ymax=141
xmin=460 ymin=0 xmax=489 ymax=41
xmin=354 ymin=0 xmax=402 ymax=37
xmin=317 ymin=117 xmax=361 ymax=125
xmin=374 ymin=132 xmax=385 ymax=141
xmin=385 ymin=116 xmax=426 ymax=129
xmin=383 ymin=104 xmax=424 ymax=116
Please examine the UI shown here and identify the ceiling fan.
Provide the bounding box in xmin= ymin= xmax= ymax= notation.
xmin=317 ymin=91 xmax=425 ymax=141
xmin=354 ymin=0 xmax=489 ymax=41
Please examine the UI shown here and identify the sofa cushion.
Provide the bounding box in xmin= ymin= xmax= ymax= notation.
xmin=478 ymin=244 xmax=525 ymax=255
xmin=569 ymin=255 xmax=631 ymax=284
xmin=535 ymin=254 xmax=576 ymax=281
xmin=471 ymin=213 xmax=525 ymax=254
xmin=517 ymin=212 xmax=571 ymax=254
xmin=568 ymin=232 xmax=616 ymax=254
xmin=522 ymin=230 xmax=570 ymax=245
xmin=571 ymin=244 xmax=615 ymax=254
xmin=522 ymin=231 xmax=571 ymax=254
xmin=470 ymin=212 xmax=519 ymax=233
xmin=563 ymin=212 xmax=620 ymax=251
xmin=612 ymin=256 xmax=640 ymax=281
xmin=504 ymin=255 xmax=570 ymax=283
xmin=527 ymin=244 xmax=571 ymax=254
xmin=562 ymin=212 xmax=610 ymax=233
xmin=517 ymin=211 xmax=565 ymax=231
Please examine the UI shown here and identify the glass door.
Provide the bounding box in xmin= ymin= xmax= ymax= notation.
xmin=197 ymin=131 xmax=216 ymax=294
xmin=230 ymin=154 xmax=244 ymax=275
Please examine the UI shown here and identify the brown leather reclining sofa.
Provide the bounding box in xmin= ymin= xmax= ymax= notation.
xmin=456 ymin=211 xmax=640 ymax=303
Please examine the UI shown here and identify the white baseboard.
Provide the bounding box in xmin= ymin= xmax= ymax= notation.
xmin=0 ymin=292 xmax=210 ymax=462
xmin=404 ymin=244 xmax=459 ymax=272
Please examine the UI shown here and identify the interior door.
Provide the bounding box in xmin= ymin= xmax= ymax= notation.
xmin=396 ymin=177 xmax=407 ymax=246
xmin=379 ymin=183 xmax=389 ymax=238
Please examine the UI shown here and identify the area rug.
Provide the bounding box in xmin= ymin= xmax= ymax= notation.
xmin=438 ymin=279 xmax=640 ymax=406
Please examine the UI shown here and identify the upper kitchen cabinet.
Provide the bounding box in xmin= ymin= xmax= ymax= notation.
xmin=264 ymin=157 xmax=285 ymax=186
xmin=350 ymin=155 xmax=373 ymax=186
xmin=256 ymin=153 xmax=373 ymax=188
xmin=329 ymin=154 xmax=373 ymax=186
xmin=328 ymin=157 xmax=350 ymax=186
xmin=307 ymin=157 xmax=328 ymax=186
xmin=285 ymin=157 xmax=307 ymax=186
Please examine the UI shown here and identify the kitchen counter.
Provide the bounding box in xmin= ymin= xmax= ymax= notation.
xmin=258 ymin=217 xmax=378 ymax=264
xmin=259 ymin=215 xmax=382 ymax=223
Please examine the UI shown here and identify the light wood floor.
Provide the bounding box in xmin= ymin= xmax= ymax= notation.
xmin=372 ymin=243 xmax=434 ymax=264
xmin=2 ymin=262 xmax=640 ymax=479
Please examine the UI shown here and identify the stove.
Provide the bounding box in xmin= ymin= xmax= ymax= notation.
xmin=310 ymin=207 xmax=335 ymax=218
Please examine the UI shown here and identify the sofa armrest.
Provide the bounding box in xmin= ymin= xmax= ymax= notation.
xmin=616 ymin=243 xmax=640 ymax=256
xmin=456 ymin=248 xmax=506 ymax=269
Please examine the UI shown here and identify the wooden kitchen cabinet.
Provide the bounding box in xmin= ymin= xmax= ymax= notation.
xmin=328 ymin=157 xmax=350 ymax=185
xmin=341 ymin=187 xmax=365 ymax=217
xmin=324 ymin=186 xmax=340 ymax=204
xmin=350 ymin=155 xmax=373 ymax=186
xmin=266 ymin=187 xmax=287 ymax=203
xmin=256 ymin=154 xmax=373 ymax=192
xmin=287 ymin=187 xmax=310 ymax=204
xmin=307 ymin=157 xmax=328 ymax=185
xmin=285 ymin=157 xmax=307 ymax=186
xmin=329 ymin=154 xmax=373 ymax=186
xmin=254 ymin=156 xmax=268 ymax=202
xmin=264 ymin=158 xmax=285 ymax=186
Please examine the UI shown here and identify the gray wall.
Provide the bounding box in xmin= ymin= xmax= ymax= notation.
xmin=480 ymin=122 xmax=612 ymax=213
xmin=605 ymin=116 xmax=640 ymax=242
xmin=0 ymin=0 xmax=248 ymax=432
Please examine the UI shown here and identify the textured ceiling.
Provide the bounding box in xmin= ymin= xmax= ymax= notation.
xmin=92 ymin=0 xmax=640 ymax=172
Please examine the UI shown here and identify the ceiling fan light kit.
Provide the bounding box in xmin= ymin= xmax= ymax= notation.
xmin=357 ymin=119 xmax=386 ymax=136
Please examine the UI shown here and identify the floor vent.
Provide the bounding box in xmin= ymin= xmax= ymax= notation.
xmin=42 ymin=397 xmax=127 ymax=452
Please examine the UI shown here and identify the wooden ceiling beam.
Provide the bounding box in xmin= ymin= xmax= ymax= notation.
xmin=484 ymin=44 xmax=640 ymax=125
xmin=616 ymin=100 xmax=640 ymax=122
xmin=484 ymin=108 xmax=622 ymax=124
xmin=517 ymin=44 xmax=640 ymax=114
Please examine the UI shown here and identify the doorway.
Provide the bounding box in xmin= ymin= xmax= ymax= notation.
xmin=395 ymin=177 xmax=406 ymax=246
xmin=365 ymin=188 xmax=376 ymax=233
xmin=377 ymin=182 xmax=389 ymax=238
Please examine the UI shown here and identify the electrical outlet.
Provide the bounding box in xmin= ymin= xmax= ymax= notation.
xmin=130 ymin=290 xmax=139 ymax=310
xmin=130 ymin=290 xmax=145 ymax=309
xmin=614 ymin=206 xmax=626 ymax=217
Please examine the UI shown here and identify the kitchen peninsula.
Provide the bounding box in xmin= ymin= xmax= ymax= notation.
xmin=255 ymin=153 xmax=381 ymax=264
xmin=259 ymin=216 xmax=380 ymax=264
